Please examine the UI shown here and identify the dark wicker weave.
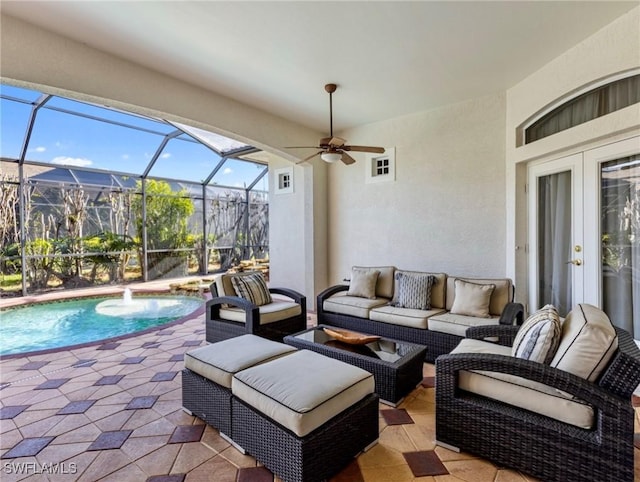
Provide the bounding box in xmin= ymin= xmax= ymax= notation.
xmin=284 ymin=325 xmax=426 ymax=404
xmin=232 ymin=393 xmax=379 ymax=482
xmin=317 ymin=284 xmax=524 ymax=362
xmin=181 ymin=368 xmax=232 ymax=437
xmin=206 ymin=286 xmax=306 ymax=343
xmin=435 ymin=326 xmax=640 ymax=482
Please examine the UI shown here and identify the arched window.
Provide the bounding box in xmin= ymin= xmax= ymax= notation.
xmin=525 ymin=73 xmax=640 ymax=144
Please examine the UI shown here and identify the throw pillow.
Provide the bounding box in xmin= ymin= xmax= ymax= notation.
xmin=391 ymin=271 xmax=436 ymax=310
xmin=450 ymin=279 xmax=495 ymax=318
xmin=347 ymin=268 xmax=380 ymax=299
xmin=231 ymin=272 xmax=272 ymax=306
xmin=511 ymin=304 xmax=562 ymax=364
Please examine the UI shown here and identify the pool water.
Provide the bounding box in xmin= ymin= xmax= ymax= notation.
xmin=0 ymin=295 xmax=204 ymax=356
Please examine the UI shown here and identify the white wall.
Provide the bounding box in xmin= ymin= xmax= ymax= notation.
xmin=327 ymin=93 xmax=507 ymax=284
xmin=505 ymin=6 xmax=640 ymax=304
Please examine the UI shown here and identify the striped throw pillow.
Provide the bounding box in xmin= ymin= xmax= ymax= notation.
xmin=231 ymin=272 xmax=272 ymax=306
xmin=391 ymin=271 xmax=436 ymax=310
xmin=512 ymin=304 xmax=561 ymax=364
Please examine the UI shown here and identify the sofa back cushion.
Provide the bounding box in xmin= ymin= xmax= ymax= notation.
xmin=445 ymin=277 xmax=513 ymax=316
xmin=217 ymin=271 xmax=265 ymax=299
xmin=550 ymin=304 xmax=618 ymax=382
xmin=353 ymin=265 xmax=396 ymax=299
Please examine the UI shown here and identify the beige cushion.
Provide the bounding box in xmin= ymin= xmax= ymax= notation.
xmin=451 ymin=339 xmax=594 ymax=429
xmin=231 ymin=271 xmax=272 ymax=306
xmin=449 ymin=279 xmax=495 ymax=318
xmin=353 ymin=265 xmax=396 ymax=299
xmin=347 ymin=267 xmax=380 ymax=299
xmin=232 ymin=350 xmax=374 ymax=437
xmin=550 ymin=304 xmax=618 ymax=382
xmin=323 ymin=292 xmax=389 ymax=319
xmin=369 ymin=305 xmax=446 ymax=329
xmin=446 ymin=277 xmax=513 ymax=315
xmin=220 ymin=300 xmax=301 ymax=325
xmin=512 ymin=304 xmax=562 ymax=364
xmin=216 ymin=271 xmax=266 ymax=298
xmin=184 ymin=334 xmax=296 ymax=388
xmin=428 ymin=312 xmax=499 ymax=337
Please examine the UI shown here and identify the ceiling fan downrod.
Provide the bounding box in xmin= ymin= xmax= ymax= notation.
xmin=325 ymin=83 xmax=337 ymax=138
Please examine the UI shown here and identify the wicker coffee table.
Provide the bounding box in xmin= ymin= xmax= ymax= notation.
xmin=284 ymin=325 xmax=426 ymax=405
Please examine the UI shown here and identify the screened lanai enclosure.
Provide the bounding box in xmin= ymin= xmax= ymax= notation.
xmin=0 ymin=84 xmax=270 ymax=297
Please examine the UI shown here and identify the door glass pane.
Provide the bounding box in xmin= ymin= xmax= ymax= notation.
xmin=601 ymin=155 xmax=640 ymax=338
xmin=538 ymin=171 xmax=573 ymax=315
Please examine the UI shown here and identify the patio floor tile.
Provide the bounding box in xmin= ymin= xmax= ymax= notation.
xmin=121 ymin=356 xmax=146 ymax=364
xmin=0 ymin=405 xmax=30 ymax=419
xmin=87 ymin=429 xmax=133 ymax=451
xmin=18 ymin=360 xmax=49 ymax=370
xmin=237 ymin=466 xmax=274 ymax=482
xmin=151 ymin=371 xmax=178 ymax=382
xmin=126 ymin=395 xmax=159 ymax=410
xmin=404 ymin=450 xmax=450 ymax=477
xmin=167 ymin=424 xmax=205 ymax=444
xmin=97 ymin=342 xmax=121 ymax=350
xmin=2 ymin=436 xmax=55 ymax=458
xmin=57 ymin=400 xmax=97 ymax=415
xmin=94 ymin=375 xmax=125 ymax=386
xmin=35 ymin=378 xmax=70 ymax=390
xmin=381 ymin=408 xmax=414 ymax=425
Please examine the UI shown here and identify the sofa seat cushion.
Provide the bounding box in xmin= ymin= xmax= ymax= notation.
xmin=232 ymin=350 xmax=374 ymax=437
xmin=184 ymin=334 xmax=296 ymax=388
xmin=451 ymin=339 xmax=594 ymax=429
xmin=428 ymin=312 xmax=500 ymax=337
xmin=550 ymin=303 xmax=618 ymax=382
xmin=323 ymin=292 xmax=389 ymax=319
xmin=220 ymin=300 xmax=301 ymax=324
xmin=369 ymin=305 xmax=446 ymax=329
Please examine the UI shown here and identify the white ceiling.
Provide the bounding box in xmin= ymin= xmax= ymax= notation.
xmin=2 ymin=1 xmax=637 ymax=134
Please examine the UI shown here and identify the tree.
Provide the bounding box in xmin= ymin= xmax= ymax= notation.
xmin=132 ymin=179 xmax=195 ymax=278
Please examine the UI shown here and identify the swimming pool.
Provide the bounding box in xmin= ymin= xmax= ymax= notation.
xmin=0 ymin=295 xmax=204 ymax=356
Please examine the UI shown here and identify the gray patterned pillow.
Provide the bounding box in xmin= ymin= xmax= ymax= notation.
xmin=231 ymin=272 xmax=273 ymax=306
xmin=512 ymin=304 xmax=562 ymax=364
xmin=391 ymin=271 xmax=436 ymax=310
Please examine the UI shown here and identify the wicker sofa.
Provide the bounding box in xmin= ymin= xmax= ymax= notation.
xmin=317 ymin=266 xmax=524 ymax=362
xmin=206 ymin=271 xmax=306 ymax=343
xmin=435 ymin=304 xmax=640 ymax=482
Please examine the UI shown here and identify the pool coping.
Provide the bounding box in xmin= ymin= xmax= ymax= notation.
xmin=0 ymin=290 xmax=207 ymax=360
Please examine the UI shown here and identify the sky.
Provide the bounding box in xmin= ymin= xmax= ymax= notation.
xmin=0 ymin=84 xmax=268 ymax=191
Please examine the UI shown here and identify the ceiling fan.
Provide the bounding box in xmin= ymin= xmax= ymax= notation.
xmin=287 ymin=84 xmax=385 ymax=165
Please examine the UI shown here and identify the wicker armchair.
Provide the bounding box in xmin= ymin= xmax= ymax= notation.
xmin=205 ymin=273 xmax=306 ymax=344
xmin=436 ymin=322 xmax=640 ymax=482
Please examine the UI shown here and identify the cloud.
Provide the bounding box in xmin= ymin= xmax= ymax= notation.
xmin=29 ymin=146 xmax=46 ymax=153
xmin=122 ymin=154 xmax=130 ymax=160
xmin=223 ymin=167 xmax=233 ymax=175
xmin=161 ymin=153 xmax=171 ymax=159
xmin=51 ymin=156 xmax=93 ymax=167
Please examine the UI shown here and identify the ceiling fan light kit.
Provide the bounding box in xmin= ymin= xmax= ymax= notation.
xmin=320 ymin=152 xmax=342 ymax=163
xmin=287 ymin=84 xmax=385 ymax=165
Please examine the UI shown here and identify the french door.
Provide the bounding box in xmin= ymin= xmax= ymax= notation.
xmin=528 ymin=136 xmax=640 ymax=338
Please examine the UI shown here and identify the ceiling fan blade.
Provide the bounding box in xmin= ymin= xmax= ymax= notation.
xmin=343 ymin=145 xmax=385 ymax=153
xmin=328 ymin=137 xmax=346 ymax=147
xmin=296 ymin=151 xmax=323 ymax=163
xmin=285 ymin=146 xmax=321 ymax=149
xmin=341 ymin=152 xmax=356 ymax=165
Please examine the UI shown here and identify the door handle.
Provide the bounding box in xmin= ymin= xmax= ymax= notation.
xmin=566 ymin=259 xmax=583 ymax=266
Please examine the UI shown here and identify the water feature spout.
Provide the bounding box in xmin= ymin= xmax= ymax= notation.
xmin=123 ymin=288 xmax=133 ymax=305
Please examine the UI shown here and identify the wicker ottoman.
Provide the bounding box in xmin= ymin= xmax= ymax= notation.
xmin=181 ymin=334 xmax=296 ymax=442
xmin=231 ymin=349 xmax=379 ymax=482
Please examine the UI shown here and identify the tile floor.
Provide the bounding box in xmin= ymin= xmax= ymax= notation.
xmin=1 ymin=285 xmax=639 ymax=481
